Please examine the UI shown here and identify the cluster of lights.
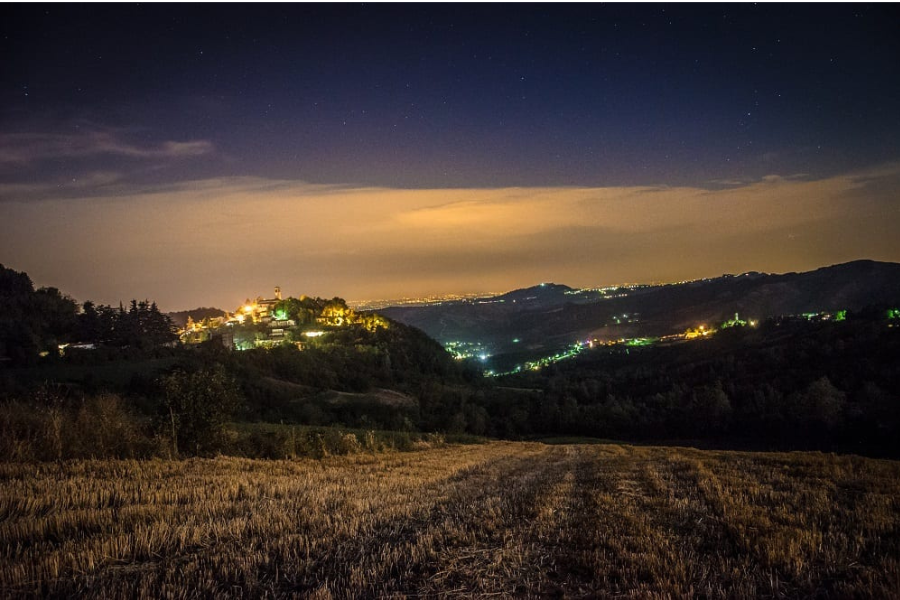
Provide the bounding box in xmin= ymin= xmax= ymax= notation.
xmin=176 ymin=287 xmax=389 ymax=351
xmin=444 ymin=340 xmax=491 ymax=360
xmin=487 ymin=319 xmax=749 ymax=377
xmin=797 ymin=310 xmax=848 ymax=323
xmin=611 ymin=313 xmax=640 ymax=325
xmin=478 ymin=305 xmax=900 ymax=378
xmin=488 ymin=341 xmax=588 ymax=377
xmin=350 ymin=292 xmax=493 ymax=311
xmin=720 ymin=313 xmax=748 ymax=329
xmin=683 ymin=325 xmax=712 ymax=340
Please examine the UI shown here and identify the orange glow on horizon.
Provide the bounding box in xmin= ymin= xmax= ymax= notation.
xmin=2 ymin=164 xmax=899 ymax=310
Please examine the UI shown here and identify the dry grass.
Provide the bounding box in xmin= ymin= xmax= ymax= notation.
xmin=1 ymin=443 xmax=898 ymax=598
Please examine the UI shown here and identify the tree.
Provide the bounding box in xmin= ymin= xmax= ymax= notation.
xmin=273 ymin=297 xmax=304 ymax=322
xmin=158 ymin=365 xmax=242 ymax=456
xmin=77 ymin=301 xmax=102 ymax=342
xmin=691 ymin=381 xmax=733 ymax=434
xmin=80 ymin=299 xmax=177 ymax=348
xmin=33 ymin=287 xmax=78 ymax=345
xmin=789 ymin=377 xmax=847 ymax=432
xmin=0 ymin=265 xmax=78 ymax=362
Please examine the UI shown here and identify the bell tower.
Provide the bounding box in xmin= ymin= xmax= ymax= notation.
xmin=274 ymin=286 xmax=282 ymax=300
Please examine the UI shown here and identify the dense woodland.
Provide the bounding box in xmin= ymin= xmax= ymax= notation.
xmin=496 ymin=312 xmax=900 ymax=455
xmin=1 ymin=263 xmax=899 ymax=458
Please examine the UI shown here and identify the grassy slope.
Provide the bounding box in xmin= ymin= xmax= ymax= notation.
xmin=1 ymin=443 xmax=898 ymax=598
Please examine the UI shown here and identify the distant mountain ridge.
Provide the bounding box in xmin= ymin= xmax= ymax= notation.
xmin=380 ymin=260 xmax=900 ymax=356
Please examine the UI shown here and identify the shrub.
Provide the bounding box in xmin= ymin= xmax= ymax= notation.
xmin=70 ymin=394 xmax=153 ymax=458
xmin=157 ymin=365 xmax=243 ymax=456
xmin=0 ymin=390 xmax=155 ymax=460
xmin=337 ymin=432 xmax=362 ymax=454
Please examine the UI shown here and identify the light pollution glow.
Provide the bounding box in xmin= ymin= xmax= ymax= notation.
xmin=1 ymin=162 xmax=899 ymax=311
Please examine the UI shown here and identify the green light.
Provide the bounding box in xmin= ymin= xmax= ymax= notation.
xmin=888 ymin=309 xmax=900 ymax=320
xmin=834 ymin=310 xmax=846 ymax=322
xmin=721 ymin=312 xmax=747 ymax=328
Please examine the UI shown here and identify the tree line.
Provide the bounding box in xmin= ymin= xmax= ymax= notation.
xmin=0 ymin=264 xmax=177 ymax=364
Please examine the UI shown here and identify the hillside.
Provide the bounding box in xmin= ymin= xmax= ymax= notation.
xmin=3 ymin=261 xmax=899 ymax=457
xmin=490 ymin=310 xmax=900 ymax=455
xmin=380 ymin=260 xmax=900 ymax=356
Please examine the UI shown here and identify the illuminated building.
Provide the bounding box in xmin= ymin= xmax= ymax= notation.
xmin=721 ymin=313 xmax=748 ymax=328
xmin=179 ymin=286 xmax=387 ymax=351
xmin=227 ymin=286 xmax=284 ymax=324
xmin=684 ymin=325 xmax=711 ymax=340
xmin=252 ymin=286 xmax=283 ymax=323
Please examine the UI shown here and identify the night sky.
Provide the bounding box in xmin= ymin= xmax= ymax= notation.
xmin=2 ymin=4 xmax=900 ymax=310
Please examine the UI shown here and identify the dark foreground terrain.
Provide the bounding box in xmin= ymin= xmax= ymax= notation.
xmin=2 ymin=442 xmax=898 ymax=598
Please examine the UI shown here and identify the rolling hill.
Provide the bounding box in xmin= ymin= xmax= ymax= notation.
xmin=380 ymin=260 xmax=900 ymax=357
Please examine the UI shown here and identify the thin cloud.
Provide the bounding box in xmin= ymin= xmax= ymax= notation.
xmin=0 ymin=129 xmax=214 ymax=165
xmin=0 ymin=171 xmax=125 ymax=202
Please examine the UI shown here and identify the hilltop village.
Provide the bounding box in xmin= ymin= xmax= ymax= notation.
xmin=179 ymin=287 xmax=387 ymax=350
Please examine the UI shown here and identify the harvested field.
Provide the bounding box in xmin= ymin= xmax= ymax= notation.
xmin=1 ymin=442 xmax=899 ymax=598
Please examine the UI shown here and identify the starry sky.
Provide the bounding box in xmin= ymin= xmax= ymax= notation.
xmin=2 ymin=4 xmax=900 ymax=310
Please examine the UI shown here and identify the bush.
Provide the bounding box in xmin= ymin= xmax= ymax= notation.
xmin=0 ymin=389 xmax=155 ymax=460
xmin=157 ymin=365 xmax=242 ymax=456
xmin=69 ymin=394 xmax=154 ymax=458
xmin=338 ymin=432 xmax=361 ymax=454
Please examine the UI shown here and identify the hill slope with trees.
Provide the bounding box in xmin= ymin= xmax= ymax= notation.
xmin=2 ymin=262 xmax=899 ymax=458
xmin=381 ymin=260 xmax=900 ymax=357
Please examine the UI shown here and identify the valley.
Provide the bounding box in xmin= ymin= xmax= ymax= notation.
xmin=380 ymin=260 xmax=900 ymax=373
